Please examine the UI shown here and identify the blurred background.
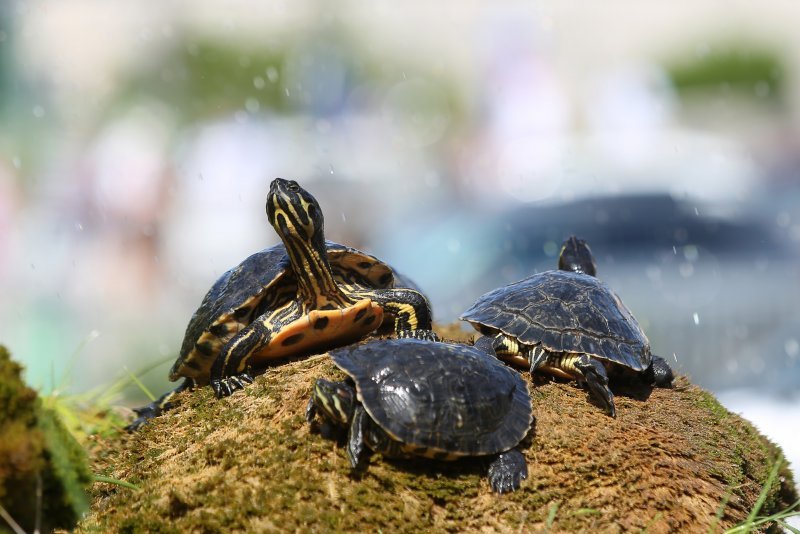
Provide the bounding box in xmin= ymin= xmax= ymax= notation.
xmin=1 ymin=0 xmax=798 ymax=486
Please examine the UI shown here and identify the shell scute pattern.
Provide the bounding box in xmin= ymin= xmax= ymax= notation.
xmin=171 ymin=241 xmax=413 ymax=383
xmin=330 ymin=339 xmax=532 ymax=457
xmin=462 ymin=270 xmax=650 ymax=371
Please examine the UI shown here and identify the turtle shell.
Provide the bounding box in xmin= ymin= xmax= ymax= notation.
xmin=171 ymin=241 xmax=413 ymax=383
xmin=329 ymin=338 xmax=533 ymax=456
xmin=461 ymin=270 xmax=651 ymax=372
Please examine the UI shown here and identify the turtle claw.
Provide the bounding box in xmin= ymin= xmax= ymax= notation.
xmin=488 ymin=449 xmax=528 ymax=494
xmin=397 ymin=329 xmax=440 ymax=342
xmin=211 ymin=373 xmax=252 ymax=398
xmin=305 ymin=397 xmax=317 ymax=423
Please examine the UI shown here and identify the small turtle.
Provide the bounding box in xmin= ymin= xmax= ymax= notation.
xmin=461 ymin=236 xmax=673 ymax=417
xmin=128 ymin=179 xmax=433 ymax=430
xmin=307 ymin=338 xmax=534 ymax=493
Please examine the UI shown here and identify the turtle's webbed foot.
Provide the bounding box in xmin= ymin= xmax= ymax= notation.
xmin=487 ymin=449 xmax=528 ymax=494
xmin=211 ymin=372 xmax=254 ymax=398
xmin=575 ymin=355 xmax=616 ymax=417
xmin=397 ymin=329 xmax=440 ymax=342
xmin=645 ymin=355 xmax=674 ymax=388
xmin=125 ymin=381 xmax=191 ymax=432
xmin=126 ymin=402 xmax=163 ymax=432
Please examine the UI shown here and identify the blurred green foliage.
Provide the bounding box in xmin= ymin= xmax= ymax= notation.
xmin=667 ymin=41 xmax=785 ymax=103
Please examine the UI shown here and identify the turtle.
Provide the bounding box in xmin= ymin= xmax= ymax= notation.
xmin=306 ymin=338 xmax=534 ymax=493
xmin=461 ymin=236 xmax=673 ymax=417
xmin=127 ymin=178 xmax=434 ymax=430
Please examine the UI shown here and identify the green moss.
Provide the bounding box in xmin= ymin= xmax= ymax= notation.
xmin=0 ymin=345 xmax=92 ymax=532
xmin=81 ymin=353 xmax=798 ymax=532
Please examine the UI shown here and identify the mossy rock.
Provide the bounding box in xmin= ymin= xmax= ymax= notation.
xmin=0 ymin=345 xmax=92 ymax=532
xmin=83 ymin=327 xmax=796 ymax=532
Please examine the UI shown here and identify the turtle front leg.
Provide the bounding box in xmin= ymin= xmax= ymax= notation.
xmin=210 ymin=323 xmax=264 ymax=398
xmin=573 ymin=355 xmax=616 ymax=417
xmin=367 ymin=288 xmax=434 ymax=337
xmin=126 ymin=378 xmax=194 ymax=431
xmin=487 ymin=448 xmax=528 ymax=494
xmin=347 ymin=406 xmax=373 ymax=472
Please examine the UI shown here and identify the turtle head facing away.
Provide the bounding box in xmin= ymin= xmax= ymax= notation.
xmin=311 ymin=378 xmax=356 ymax=426
xmin=267 ymin=178 xmax=326 ymax=251
xmin=558 ymin=235 xmax=597 ymax=276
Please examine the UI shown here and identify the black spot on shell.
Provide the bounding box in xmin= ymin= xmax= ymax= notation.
xmin=354 ymin=308 xmax=367 ymax=322
xmin=363 ymin=315 xmax=376 ymax=327
xmin=358 ymin=261 xmax=373 ymax=269
xmin=282 ymin=333 xmax=304 ymax=346
xmin=195 ymin=341 xmax=214 ymax=356
xmin=314 ymin=316 xmax=330 ymax=330
xmin=209 ymin=323 xmax=228 ymax=336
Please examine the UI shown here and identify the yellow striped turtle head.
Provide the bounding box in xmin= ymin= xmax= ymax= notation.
xmin=267 ymin=178 xmax=325 ymax=249
xmin=558 ymin=235 xmax=597 ymax=277
xmin=312 ymin=378 xmax=356 ymax=426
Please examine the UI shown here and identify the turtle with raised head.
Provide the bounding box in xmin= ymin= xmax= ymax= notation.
xmin=307 ymin=338 xmax=534 ymax=493
xmin=461 ymin=236 xmax=673 ymax=417
xmin=128 ymin=179 xmax=433 ymax=430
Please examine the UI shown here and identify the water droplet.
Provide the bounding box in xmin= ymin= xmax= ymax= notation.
xmin=542 ymin=241 xmax=558 ymax=257
xmin=693 ymin=312 xmax=700 ymax=325
xmin=683 ymin=245 xmax=699 ymax=262
xmin=672 ymin=352 xmax=678 ymax=363
xmin=329 ymin=164 xmax=335 ymax=175
xmin=12 ymin=157 xmax=20 ymax=169
xmin=75 ymin=222 xmax=83 ymax=231
xmin=679 ymin=262 xmax=694 ymax=278
xmin=284 ymin=87 xmax=290 ymax=97
xmin=341 ymin=213 xmax=346 ymax=222
xmin=253 ymin=76 xmax=266 ymax=90
xmin=32 ymin=105 xmax=45 ymax=118
xmin=785 ymin=338 xmax=799 ymax=358
xmin=776 ymin=211 xmax=791 ymax=228
xmin=245 ymin=97 xmax=260 ymax=113
xmin=266 ymin=66 xmax=279 ymax=83
xmin=672 ymin=246 xmax=677 ymax=255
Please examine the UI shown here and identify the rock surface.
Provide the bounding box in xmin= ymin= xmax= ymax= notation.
xmin=83 ymin=327 xmax=796 ymax=532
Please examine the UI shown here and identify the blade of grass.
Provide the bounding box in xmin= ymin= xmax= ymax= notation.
xmin=746 ymin=455 xmax=783 ymax=524
xmin=124 ymin=366 xmax=156 ymax=402
xmin=544 ymin=501 xmax=560 ymax=531
xmin=725 ymin=456 xmax=798 ymax=533
xmin=93 ymin=475 xmax=140 ymax=491
xmin=0 ymin=503 xmax=26 ymax=534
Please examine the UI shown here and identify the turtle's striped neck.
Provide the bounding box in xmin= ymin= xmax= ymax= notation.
xmin=268 ymin=179 xmax=352 ymax=310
